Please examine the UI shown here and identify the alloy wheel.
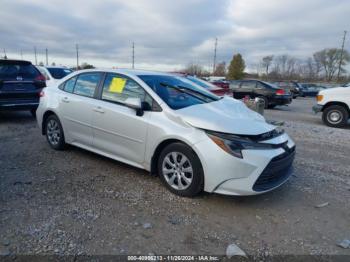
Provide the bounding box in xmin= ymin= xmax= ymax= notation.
xmin=47 ymin=119 xmax=61 ymax=145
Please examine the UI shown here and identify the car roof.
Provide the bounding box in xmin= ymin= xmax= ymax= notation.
xmin=72 ymin=68 xmax=175 ymax=77
xmin=0 ymin=59 xmax=32 ymax=65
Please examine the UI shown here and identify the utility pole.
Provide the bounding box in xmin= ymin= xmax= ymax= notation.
xmin=76 ymin=44 xmax=79 ymax=70
xmin=34 ymin=46 xmax=37 ymax=65
xmin=45 ymin=48 xmax=48 ymax=66
xmin=3 ymin=48 xmax=7 ymax=59
xmin=213 ymin=37 xmax=218 ymax=75
xmin=132 ymin=42 xmax=135 ymax=69
xmin=337 ymin=30 xmax=347 ymax=81
xmin=20 ymin=50 xmax=23 ymax=60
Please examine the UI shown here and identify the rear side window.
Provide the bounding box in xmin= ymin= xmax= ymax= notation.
xmin=73 ymin=73 xmax=102 ymax=98
xmin=240 ymin=81 xmax=256 ymax=89
xmin=0 ymin=62 xmax=40 ymax=80
xmin=64 ymin=76 xmax=77 ymax=93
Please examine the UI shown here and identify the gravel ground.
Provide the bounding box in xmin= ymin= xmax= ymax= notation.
xmin=0 ymin=97 xmax=350 ymax=259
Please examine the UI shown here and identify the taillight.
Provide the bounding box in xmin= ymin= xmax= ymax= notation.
xmin=39 ymin=90 xmax=45 ymax=97
xmin=35 ymin=74 xmax=46 ymax=81
xmin=276 ymin=89 xmax=285 ymax=95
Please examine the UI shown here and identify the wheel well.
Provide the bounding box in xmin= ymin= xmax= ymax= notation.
xmin=42 ymin=110 xmax=56 ymax=135
xmin=150 ymin=139 xmax=190 ymax=176
xmin=322 ymin=102 xmax=350 ymax=114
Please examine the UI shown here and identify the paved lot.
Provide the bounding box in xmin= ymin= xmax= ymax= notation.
xmin=0 ymin=97 xmax=350 ymax=258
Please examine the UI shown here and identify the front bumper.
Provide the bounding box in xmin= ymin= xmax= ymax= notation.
xmin=312 ymin=104 xmax=323 ymax=114
xmin=193 ymin=132 xmax=295 ymax=195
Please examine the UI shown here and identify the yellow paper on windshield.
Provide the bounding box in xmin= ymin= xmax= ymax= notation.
xmin=109 ymin=77 xmax=126 ymax=93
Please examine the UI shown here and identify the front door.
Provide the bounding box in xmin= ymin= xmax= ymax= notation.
xmin=91 ymin=73 xmax=151 ymax=165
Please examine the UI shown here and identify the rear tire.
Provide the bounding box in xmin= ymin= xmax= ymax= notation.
xmin=158 ymin=143 xmax=204 ymax=197
xmin=259 ymin=96 xmax=269 ymax=109
xmin=45 ymin=115 xmax=66 ymax=150
xmin=322 ymin=105 xmax=349 ymax=128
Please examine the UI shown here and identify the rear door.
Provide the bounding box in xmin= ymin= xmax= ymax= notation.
xmin=0 ymin=60 xmax=45 ymax=105
xmin=234 ymin=80 xmax=256 ymax=99
xmin=58 ymin=72 xmax=103 ymax=146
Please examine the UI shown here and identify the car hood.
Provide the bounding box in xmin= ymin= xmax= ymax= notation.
xmin=176 ymin=97 xmax=276 ymax=135
xmin=319 ymin=86 xmax=348 ymax=95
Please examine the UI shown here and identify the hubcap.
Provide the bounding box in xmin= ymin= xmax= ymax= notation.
xmin=327 ymin=110 xmax=342 ymax=124
xmin=47 ymin=119 xmax=61 ymax=145
xmin=162 ymin=152 xmax=193 ymax=190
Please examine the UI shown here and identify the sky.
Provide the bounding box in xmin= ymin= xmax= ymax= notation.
xmin=0 ymin=0 xmax=349 ymax=72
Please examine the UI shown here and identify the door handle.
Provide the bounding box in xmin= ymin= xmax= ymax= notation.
xmin=62 ymin=97 xmax=69 ymax=103
xmin=93 ymin=106 xmax=105 ymax=114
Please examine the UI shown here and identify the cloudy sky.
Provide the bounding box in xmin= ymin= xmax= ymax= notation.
xmin=1 ymin=0 xmax=349 ymax=71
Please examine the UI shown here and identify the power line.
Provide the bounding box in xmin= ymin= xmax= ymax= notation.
xmin=132 ymin=42 xmax=135 ymax=69
xmin=76 ymin=44 xmax=79 ymax=69
xmin=34 ymin=46 xmax=37 ymax=65
xmin=213 ymin=37 xmax=218 ymax=74
xmin=337 ymin=30 xmax=347 ymax=80
xmin=45 ymin=48 xmax=48 ymax=66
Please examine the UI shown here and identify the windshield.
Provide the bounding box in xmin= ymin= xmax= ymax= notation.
xmin=138 ymin=75 xmax=220 ymax=110
xmin=47 ymin=67 xmax=72 ymax=79
xmin=186 ymin=76 xmax=218 ymax=89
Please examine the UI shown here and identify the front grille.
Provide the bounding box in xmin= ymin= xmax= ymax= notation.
xmin=253 ymin=146 xmax=295 ymax=192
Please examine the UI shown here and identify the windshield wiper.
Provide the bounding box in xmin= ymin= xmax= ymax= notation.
xmin=159 ymin=82 xmax=217 ymax=102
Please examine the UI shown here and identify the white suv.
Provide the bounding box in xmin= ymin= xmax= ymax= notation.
xmin=313 ymin=84 xmax=350 ymax=128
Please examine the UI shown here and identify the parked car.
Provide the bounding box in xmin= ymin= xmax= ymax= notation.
xmin=210 ymin=79 xmax=230 ymax=89
xmin=298 ymin=83 xmax=327 ymax=97
xmin=0 ymin=59 xmax=46 ymax=116
xmin=36 ymin=69 xmax=295 ymax=197
xmin=37 ymin=66 xmax=73 ymax=87
xmin=231 ymin=80 xmax=292 ymax=109
xmin=185 ymin=76 xmax=233 ymax=97
xmin=313 ymin=85 xmax=350 ymax=128
xmin=274 ymin=81 xmax=300 ymax=98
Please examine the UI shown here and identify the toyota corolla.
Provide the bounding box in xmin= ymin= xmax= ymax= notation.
xmin=36 ymin=69 xmax=295 ymax=197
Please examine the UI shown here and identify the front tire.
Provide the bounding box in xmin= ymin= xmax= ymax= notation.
xmin=158 ymin=143 xmax=204 ymax=197
xmin=45 ymin=115 xmax=66 ymax=150
xmin=322 ymin=105 xmax=349 ymax=128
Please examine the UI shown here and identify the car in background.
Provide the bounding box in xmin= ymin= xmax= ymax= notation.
xmin=231 ymin=80 xmax=292 ymax=109
xmin=37 ymin=69 xmax=295 ymax=197
xmin=37 ymin=66 xmax=72 ymax=87
xmin=185 ymin=76 xmax=233 ymax=97
xmin=274 ymin=81 xmax=300 ymax=98
xmin=298 ymin=83 xmax=327 ymax=97
xmin=210 ymin=79 xmax=230 ymax=89
xmin=313 ymin=84 xmax=350 ymax=128
xmin=0 ymin=59 xmax=46 ymax=116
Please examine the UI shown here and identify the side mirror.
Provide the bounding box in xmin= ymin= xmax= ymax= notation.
xmin=124 ymin=97 xmax=143 ymax=116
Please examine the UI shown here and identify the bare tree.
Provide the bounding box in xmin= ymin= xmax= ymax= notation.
xmin=213 ymin=61 xmax=226 ymax=76
xmin=183 ymin=63 xmax=206 ymax=76
xmin=261 ymin=56 xmax=273 ymax=78
xmin=313 ymin=48 xmax=350 ymax=81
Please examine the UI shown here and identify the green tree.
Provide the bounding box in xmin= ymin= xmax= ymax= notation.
xmin=227 ymin=53 xmax=245 ymax=80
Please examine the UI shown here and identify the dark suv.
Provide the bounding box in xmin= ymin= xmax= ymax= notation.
xmin=231 ymin=80 xmax=292 ymax=109
xmin=0 ymin=59 xmax=46 ymax=116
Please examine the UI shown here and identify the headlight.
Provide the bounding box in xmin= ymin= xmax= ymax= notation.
xmin=206 ymin=130 xmax=280 ymax=158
